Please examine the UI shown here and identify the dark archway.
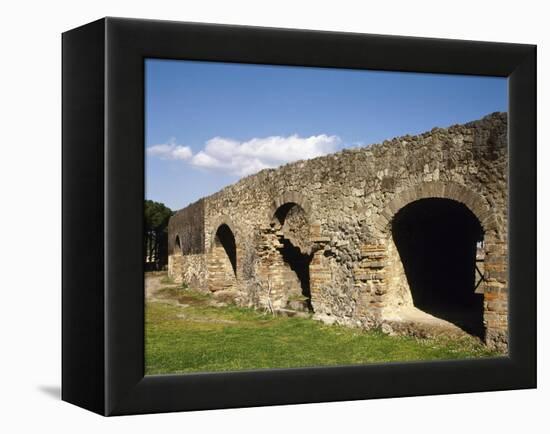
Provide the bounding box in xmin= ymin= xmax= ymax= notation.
xmin=174 ymin=235 xmax=182 ymax=254
xmin=392 ymin=198 xmax=484 ymax=337
xmin=273 ymin=203 xmax=313 ymax=311
xmin=214 ymin=224 xmax=237 ymax=276
xmin=274 ymin=202 xmax=297 ymax=225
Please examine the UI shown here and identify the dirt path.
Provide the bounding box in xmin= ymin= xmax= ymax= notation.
xmin=145 ymin=273 xmax=239 ymax=325
xmin=145 ymin=273 xmax=179 ymax=301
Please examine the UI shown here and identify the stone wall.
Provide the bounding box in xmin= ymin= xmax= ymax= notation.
xmin=168 ymin=253 xmax=207 ymax=289
xmin=167 ymin=112 xmax=508 ymax=351
xmin=168 ymin=198 xmax=205 ymax=255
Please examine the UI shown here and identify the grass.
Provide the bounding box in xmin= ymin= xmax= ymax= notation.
xmin=155 ymin=272 xmax=189 ymax=289
xmin=159 ymin=274 xmax=173 ymax=285
xmin=145 ymin=285 xmax=501 ymax=375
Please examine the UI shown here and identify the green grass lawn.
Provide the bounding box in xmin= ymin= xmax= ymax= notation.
xmin=145 ymin=286 xmax=500 ymax=375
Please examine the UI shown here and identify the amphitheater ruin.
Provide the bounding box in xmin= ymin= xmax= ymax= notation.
xmin=167 ymin=112 xmax=508 ymax=351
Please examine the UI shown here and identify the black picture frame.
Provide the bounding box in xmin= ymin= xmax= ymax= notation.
xmin=62 ymin=17 xmax=536 ymax=416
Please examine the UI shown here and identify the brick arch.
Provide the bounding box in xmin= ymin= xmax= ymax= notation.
xmin=373 ymin=181 xmax=499 ymax=236
xmin=207 ymin=217 xmax=240 ymax=291
xmin=208 ymin=215 xmax=239 ymax=251
xmin=268 ymin=191 xmax=313 ymax=223
xmin=365 ymin=180 xmax=507 ymax=347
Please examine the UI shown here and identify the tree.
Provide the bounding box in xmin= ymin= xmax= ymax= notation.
xmin=144 ymin=200 xmax=173 ymax=270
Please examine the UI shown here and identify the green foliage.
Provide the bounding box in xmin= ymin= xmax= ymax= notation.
xmin=144 ymin=200 xmax=173 ymax=270
xmin=144 ymin=200 xmax=173 ymax=232
xmin=145 ymin=292 xmax=500 ymax=375
xmin=159 ymin=274 xmax=174 ymax=285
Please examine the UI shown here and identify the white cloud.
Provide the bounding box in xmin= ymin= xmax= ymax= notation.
xmin=147 ymin=139 xmax=193 ymax=161
xmin=191 ymin=134 xmax=340 ymax=176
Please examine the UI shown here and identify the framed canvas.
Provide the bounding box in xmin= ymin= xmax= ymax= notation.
xmin=62 ymin=17 xmax=536 ymax=416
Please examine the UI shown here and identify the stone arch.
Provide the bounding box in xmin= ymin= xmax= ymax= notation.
xmin=207 ymin=221 xmax=238 ymax=292
xmin=390 ymin=197 xmax=485 ymax=337
xmin=268 ymin=191 xmax=313 ymax=223
xmin=213 ymin=224 xmax=237 ymax=275
xmin=208 ymin=215 xmax=239 ymax=251
xmin=256 ymin=195 xmax=315 ymax=312
xmin=373 ymin=181 xmax=499 ymax=237
xmin=366 ymin=181 xmax=506 ymax=343
xmin=173 ymin=234 xmax=182 ymax=255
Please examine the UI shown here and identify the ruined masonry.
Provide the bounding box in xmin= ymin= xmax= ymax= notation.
xmin=168 ymin=113 xmax=508 ymax=351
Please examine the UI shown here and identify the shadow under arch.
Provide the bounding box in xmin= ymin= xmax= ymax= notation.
xmin=174 ymin=234 xmax=182 ymax=255
xmin=373 ymin=182 xmax=502 ymax=339
xmin=271 ymin=201 xmax=313 ymax=311
xmin=212 ymin=223 xmax=237 ymax=276
xmin=391 ymin=197 xmax=485 ymax=337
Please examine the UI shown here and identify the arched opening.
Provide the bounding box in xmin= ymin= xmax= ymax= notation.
xmin=214 ymin=224 xmax=237 ymax=276
xmin=207 ymin=223 xmax=237 ymax=292
xmin=174 ymin=235 xmax=182 ymax=255
xmin=274 ymin=202 xmax=297 ymax=224
xmin=391 ymin=198 xmax=484 ymax=337
xmin=272 ymin=203 xmax=313 ymax=311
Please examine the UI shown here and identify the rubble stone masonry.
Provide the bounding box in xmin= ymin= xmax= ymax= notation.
xmin=167 ymin=113 xmax=508 ymax=351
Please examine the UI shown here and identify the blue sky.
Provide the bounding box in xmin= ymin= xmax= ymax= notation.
xmin=145 ymin=59 xmax=507 ymax=211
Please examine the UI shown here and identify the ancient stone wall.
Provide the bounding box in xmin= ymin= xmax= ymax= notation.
xmin=168 ymin=198 xmax=205 ymax=255
xmin=168 ymin=253 xmax=207 ymax=289
xmin=168 ymin=113 xmax=508 ymax=351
